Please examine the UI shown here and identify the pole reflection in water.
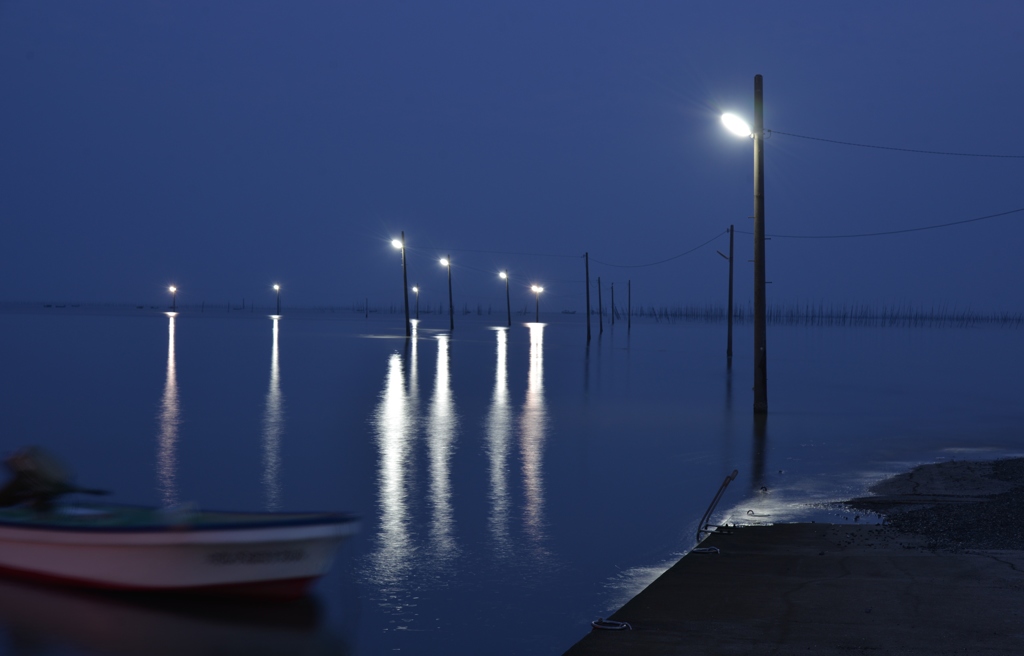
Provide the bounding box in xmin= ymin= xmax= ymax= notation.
xmin=428 ymin=334 xmax=459 ymax=562
xmin=157 ymin=313 xmax=180 ymax=507
xmin=370 ymin=352 xmax=416 ymax=588
xmin=486 ymin=328 xmax=512 ymax=557
xmin=520 ymin=323 xmax=548 ymax=555
xmin=409 ymin=320 xmax=419 ymax=399
xmin=262 ymin=317 xmax=284 ymax=511
xmin=722 ymin=364 xmax=735 ymax=474
xmin=752 ymin=415 xmax=767 ymax=493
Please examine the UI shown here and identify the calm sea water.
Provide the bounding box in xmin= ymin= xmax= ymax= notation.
xmin=0 ymin=307 xmax=1021 ymax=655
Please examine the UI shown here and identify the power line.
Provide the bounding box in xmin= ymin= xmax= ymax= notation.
xmin=590 ymin=230 xmax=727 ymax=268
xmin=768 ymin=129 xmax=1024 ymax=159
xmin=735 ymin=206 xmax=1024 ymax=239
xmin=425 ymin=246 xmax=579 ymax=259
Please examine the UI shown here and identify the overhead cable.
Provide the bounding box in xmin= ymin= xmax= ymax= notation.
xmin=427 ymin=247 xmax=578 ymax=259
xmin=590 ymin=230 xmax=728 ymax=268
xmin=769 ymin=129 xmax=1024 ymax=159
xmin=735 ymin=206 xmax=1024 ymax=239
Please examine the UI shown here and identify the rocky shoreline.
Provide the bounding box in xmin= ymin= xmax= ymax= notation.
xmin=847 ymin=456 xmax=1024 ymax=551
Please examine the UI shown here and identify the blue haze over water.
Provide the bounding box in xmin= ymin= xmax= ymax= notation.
xmin=0 ymin=308 xmax=1021 ymax=654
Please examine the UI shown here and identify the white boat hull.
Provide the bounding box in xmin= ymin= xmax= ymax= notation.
xmin=0 ymin=507 xmax=359 ymax=598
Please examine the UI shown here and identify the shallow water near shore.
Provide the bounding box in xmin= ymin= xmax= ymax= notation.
xmin=0 ymin=307 xmax=1021 ymax=655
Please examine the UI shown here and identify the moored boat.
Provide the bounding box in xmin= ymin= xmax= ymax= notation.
xmin=0 ymin=503 xmax=359 ymax=599
xmin=0 ymin=447 xmax=358 ymax=599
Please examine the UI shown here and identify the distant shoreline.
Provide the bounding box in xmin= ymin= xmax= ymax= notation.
xmin=1 ymin=300 xmax=1021 ymax=328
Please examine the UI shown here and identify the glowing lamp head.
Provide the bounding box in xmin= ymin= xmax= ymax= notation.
xmin=499 ymin=271 xmax=507 ymax=280
xmin=439 ymin=258 xmax=449 ymax=267
xmin=168 ymin=286 xmax=176 ymax=293
xmin=412 ymin=286 xmax=419 ymax=293
xmin=273 ymin=284 xmax=280 ymax=291
xmin=721 ymin=113 xmax=752 ymax=138
xmin=531 ymin=285 xmax=544 ymax=294
xmin=391 ymin=238 xmax=403 ymax=249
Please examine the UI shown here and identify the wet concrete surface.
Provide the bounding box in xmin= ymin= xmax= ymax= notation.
xmin=564 ymin=458 xmax=1024 ymax=655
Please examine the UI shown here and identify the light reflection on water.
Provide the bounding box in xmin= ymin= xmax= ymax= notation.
xmin=370 ymin=352 xmax=416 ymax=590
xmin=520 ymin=322 xmax=548 ymax=555
xmin=157 ymin=312 xmax=179 ymax=507
xmin=2 ymin=311 xmax=1023 ymax=655
xmin=427 ymin=333 xmax=459 ymax=563
xmin=262 ymin=317 xmax=284 ymax=510
xmin=486 ymin=327 xmax=512 ymax=557
xmin=366 ymin=321 xmax=551 ymax=615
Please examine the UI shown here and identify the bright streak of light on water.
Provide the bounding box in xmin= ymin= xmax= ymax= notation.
xmin=428 ymin=334 xmax=459 ymax=563
xmin=157 ymin=313 xmax=179 ymax=507
xmin=486 ymin=327 xmax=512 ymax=558
xmin=262 ymin=316 xmax=284 ymax=511
xmin=370 ymin=352 xmax=415 ymax=590
xmin=520 ymin=322 xmax=548 ymax=556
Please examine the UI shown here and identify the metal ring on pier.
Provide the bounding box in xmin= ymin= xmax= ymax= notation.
xmin=591 ymin=618 xmax=632 ymax=631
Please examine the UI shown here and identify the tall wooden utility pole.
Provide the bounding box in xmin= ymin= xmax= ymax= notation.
xmin=753 ymin=75 xmax=768 ymax=414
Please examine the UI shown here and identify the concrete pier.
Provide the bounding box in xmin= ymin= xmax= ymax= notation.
xmin=565 ymin=458 xmax=1024 ymax=655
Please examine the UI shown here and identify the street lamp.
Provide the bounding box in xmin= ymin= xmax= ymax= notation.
xmin=531 ymin=285 xmax=544 ymax=322
xmin=412 ymin=286 xmax=419 ymax=320
xmin=722 ymin=74 xmax=767 ymax=414
xmin=392 ymin=234 xmax=411 ymax=337
xmin=168 ymin=286 xmax=177 ymax=311
xmin=273 ymin=284 xmax=281 ymax=316
xmin=499 ymin=271 xmax=511 ymax=327
xmin=440 ymin=256 xmax=453 ymax=331
xmin=721 ymin=113 xmax=752 ymax=137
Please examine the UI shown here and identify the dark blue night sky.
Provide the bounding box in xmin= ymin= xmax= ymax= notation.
xmin=2 ymin=2 xmax=1022 ymax=312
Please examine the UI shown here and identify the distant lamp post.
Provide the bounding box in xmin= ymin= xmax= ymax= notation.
xmin=499 ymin=271 xmax=511 ymax=327
xmin=716 ymin=225 xmax=735 ymax=362
xmin=273 ymin=284 xmax=281 ymax=315
xmin=168 ymin=286 xmax=177 ymax=311
xmin=392 ymin=234 xmax=411 ymax=337
xmin=412 ymin=286 xmax=419 ymax=320
xmin=440 ymin=256 xmax=454 ymax=331
xmin=531 ymin=285 xmax=544 ymax=322
xmin=721 ymin=74 xmax=768 ymax=414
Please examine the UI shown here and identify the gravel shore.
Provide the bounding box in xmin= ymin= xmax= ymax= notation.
xmin=847 ymin=456 xmax=1024 ymax=551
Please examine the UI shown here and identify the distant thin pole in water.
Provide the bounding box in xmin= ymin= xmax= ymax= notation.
xmin=727 ymin=224 xmax=734 ymax=360
xmin=597 ymin=277 xmax=603 ymax=334
xmin=610 ymin=283 xmax=615 ymax=326
xmin=628 ymin=280 xmax=631 ymax=333
xmin=584 ymin=253 xmax=591 ymax=341
xmin=446 ymin=254 xmax=454 ymax=331
xmin=401 ymin=231 xmax=411 ymax=337
xmin=503 ymin=271 xmax=511 ymax=327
